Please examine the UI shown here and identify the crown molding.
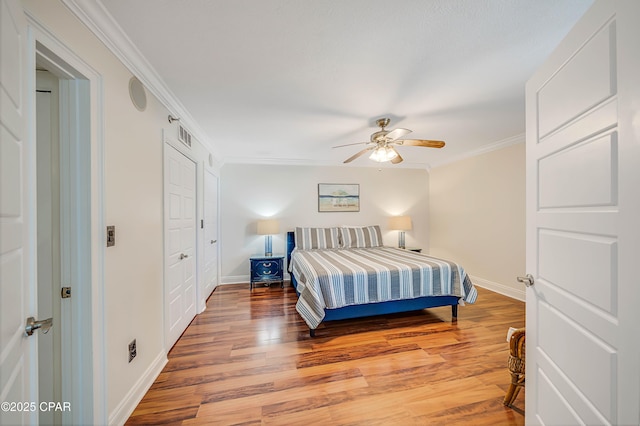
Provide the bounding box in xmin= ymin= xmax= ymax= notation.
xmin=429 ymin=133 xmax=525 ymax=169
xmin=222 ymin=155 xmax=431 ymax=170
xmin=60 ymin=0 xmax=221 ymax=160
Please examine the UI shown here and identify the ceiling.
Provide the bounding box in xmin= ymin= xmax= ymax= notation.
xmin=87 ymin=0 xmax=592 ymax=168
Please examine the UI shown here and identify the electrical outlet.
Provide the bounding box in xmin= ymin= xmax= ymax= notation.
xmin=128 ymin=339 xmax=137 ymax=363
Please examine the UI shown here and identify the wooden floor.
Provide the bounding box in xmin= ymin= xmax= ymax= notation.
xmin=127 ymin=284 xmax=525 ymax=425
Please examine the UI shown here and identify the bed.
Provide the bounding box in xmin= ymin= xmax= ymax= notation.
xmin=287 ymin=227 xmax=478 ymax=336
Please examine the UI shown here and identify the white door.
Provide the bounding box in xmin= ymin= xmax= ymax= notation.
xmin=36 ymin=70 xmax=62 ymax=426
xmin=525 ymin=1 xmax=640 ymax=425
xmin=164 ymin=144 xmax=197 ymax=350
xmin=203 ymin=168 xmax=218 ymax=304
xmin=0 ymin=0 xmax=37 ymax=425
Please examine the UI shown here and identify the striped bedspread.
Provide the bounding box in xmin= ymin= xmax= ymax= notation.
xmin=290 ymin=247 xmax=477 ymax=329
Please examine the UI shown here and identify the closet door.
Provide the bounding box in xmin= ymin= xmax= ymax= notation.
xmin=203 ymin=168 xmax=218 ymax=303
xmin=164 ymin=144 xmax=197 ymax=350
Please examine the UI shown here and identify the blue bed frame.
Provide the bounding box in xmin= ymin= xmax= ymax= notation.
xmin=286 ymin=231 xmax=459 ymax=337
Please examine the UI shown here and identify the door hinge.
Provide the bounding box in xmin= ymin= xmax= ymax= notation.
xmin=106 ymin=225 xmax=115 ymax=247
xmin=61 ymin=287 xmax=72 ymax=298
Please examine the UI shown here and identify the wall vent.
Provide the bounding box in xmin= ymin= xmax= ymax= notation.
xmin=178 ymin=125 xmax=192 ymax=148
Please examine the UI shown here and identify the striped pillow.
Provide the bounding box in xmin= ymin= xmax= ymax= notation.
xmin=295 ymin=227 xmax=341 ymax=250
xmin=341 ymin=225 xmax=383 ymax=248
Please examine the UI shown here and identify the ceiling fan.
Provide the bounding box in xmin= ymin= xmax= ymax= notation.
xmin=333 ymin=118 xmax=445 ymax=164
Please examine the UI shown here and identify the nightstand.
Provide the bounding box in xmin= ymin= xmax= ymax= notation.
xmin=249 ymin=255 xmax=284 ymax=290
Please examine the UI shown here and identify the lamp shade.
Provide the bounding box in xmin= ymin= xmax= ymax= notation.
xmin=388 ymin=215 xmax=412 ymax=231
xmin=257 ymin=219 xmax=279 ymax=235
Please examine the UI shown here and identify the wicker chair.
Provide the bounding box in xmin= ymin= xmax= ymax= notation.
xmin=503 ymin=328 xmax=526 ymax=407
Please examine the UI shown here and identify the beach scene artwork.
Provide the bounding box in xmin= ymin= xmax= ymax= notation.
xmin=318 ymin=184 xmax=360 ymax=212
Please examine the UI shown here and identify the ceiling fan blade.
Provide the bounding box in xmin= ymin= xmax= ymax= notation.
xmin=343 ymin=147 xmax=373 ymax=163
xmin=384 ymin=128 xmax=412 ymax=141
xmin=332 ymin=141 xmax=369 ymax=149
xmin=396 ymin=139 xmax=445 ymax=148
xmin=390 ymin=148 xmax=403 ymax=164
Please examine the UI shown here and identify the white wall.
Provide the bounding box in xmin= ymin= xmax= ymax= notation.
xmin=220 ymin=164 xmax=430 ymax=283
xmin=23 ymin=1 xmax=218 ymax=423
xmin=429 ymin=142 xmax=526 ymax=300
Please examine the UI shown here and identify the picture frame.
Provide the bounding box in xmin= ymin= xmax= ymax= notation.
xmin=318 ymin=183 xmax=360 ymax=212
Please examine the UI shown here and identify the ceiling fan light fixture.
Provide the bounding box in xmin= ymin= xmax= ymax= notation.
xmin=335 ymin=118 xmax=444 ymax=164
xmin=369 ymin=146 xmax=397 ymax=162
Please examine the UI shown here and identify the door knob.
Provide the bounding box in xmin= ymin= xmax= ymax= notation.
xmin=517 ymin=274 xmax=535 ymax=287
xmin=180 ymin=253 xmax=189 ymax=260
xmin=211 ymin=240 xmax=217 ymax=244
xmin=25 ymin=316 xmax=53 ymax=336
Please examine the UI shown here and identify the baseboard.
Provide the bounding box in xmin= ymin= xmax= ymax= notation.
xmin=221 ymin=273 xmax=292 ymax=286
xmin=221 ymin=275 xmax=249 ymax=285
xmin=108 ymin=350 xmax=168 ymax=426
xmin=469 ymin=275 xmax=525 ymax=302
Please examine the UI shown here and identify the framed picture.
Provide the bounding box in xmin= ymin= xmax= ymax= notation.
xmin=318 ymin=183 xmax=360 ymax=212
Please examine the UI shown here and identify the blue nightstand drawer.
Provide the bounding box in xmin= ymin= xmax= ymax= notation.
xmin=252 ymin=260 xmax=278 ymax=277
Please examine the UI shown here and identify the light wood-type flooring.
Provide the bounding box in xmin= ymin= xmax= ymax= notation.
xmin=127 ymin=283 xmax=525 ymax=425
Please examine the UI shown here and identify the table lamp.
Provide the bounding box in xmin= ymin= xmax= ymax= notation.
xmin=388 ymin=216 xmax=412 ymax=249
xmin=257 ymin=219 xmax=279 ymax=256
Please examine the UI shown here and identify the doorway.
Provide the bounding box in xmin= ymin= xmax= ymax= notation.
xmin=32 ymin=39 xmax=101 ymax=424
